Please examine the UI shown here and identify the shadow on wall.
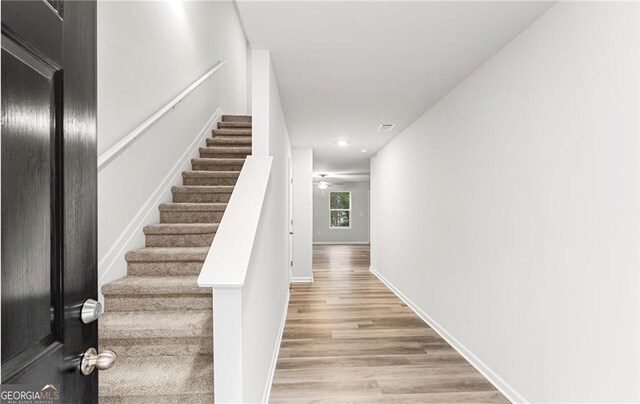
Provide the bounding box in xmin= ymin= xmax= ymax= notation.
xmin=313 ymin=181 xmax=370 ymax=244
xmin=96 ymin=0 xmax=249 ymax=294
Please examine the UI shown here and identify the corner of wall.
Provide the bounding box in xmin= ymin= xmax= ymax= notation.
xmin=251 ymin=50 xmax=271 ymax=157
xmin=369 ymin=265 xmax=527 ymax=403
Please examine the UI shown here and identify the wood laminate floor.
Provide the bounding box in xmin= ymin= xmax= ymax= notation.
xmin=270 ymin=244 xmax=508 ymax=403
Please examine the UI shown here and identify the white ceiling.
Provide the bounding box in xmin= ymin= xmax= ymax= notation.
xmin=237 ymin=1 xmax=554 ymax=180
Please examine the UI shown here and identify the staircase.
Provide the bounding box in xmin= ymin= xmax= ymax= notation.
xmin=99 ymin=115 xmax=252 ymax=403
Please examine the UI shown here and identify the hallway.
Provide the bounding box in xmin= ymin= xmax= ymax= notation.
xmin=270 ymin=245 xmax=507 ymax=403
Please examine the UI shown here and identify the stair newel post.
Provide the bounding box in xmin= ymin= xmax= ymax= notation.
xmin=213 ymin=286 xmax=244 ymax=402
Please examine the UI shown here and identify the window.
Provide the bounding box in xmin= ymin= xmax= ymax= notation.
xmin=329 ymin=191 xmax=350 ymax=228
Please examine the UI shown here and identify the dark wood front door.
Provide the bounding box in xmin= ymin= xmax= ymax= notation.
xmin=1 ymin=0 xmax=97 ymax=402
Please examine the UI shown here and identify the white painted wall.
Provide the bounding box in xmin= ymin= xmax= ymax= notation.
xmin=314 ymin=182 xmax=370 ymax=244
xmin=97 ymin=0 xmax=248 ymax=290
xmin=251 ymin=50 xmax=270 ymax=157
xmin=371 ymin=3 xmax=640 ymax=402
xmin=292 ymin=148 xmax=313 ymax=281
xmin=240 ymin=49 xmax=292 ymax=402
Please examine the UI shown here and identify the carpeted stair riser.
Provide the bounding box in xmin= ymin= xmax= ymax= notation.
xmin=99 ymin=311 xmax=212 ymax=339
xmin=172 ymin=186 xmax=234 ymax=203
xmin=182 ymin=177 xmax=237 ymax=187
xmin=143 ymin=224 xmax=218 ymax=247
xmin=99 ymin=310 xmax=212 ymax=357
xmin=106 ymin=294 xmax=211 ymax=311
xmin=101 ymin=336 xmax=212 ymax=358
xmin=222 ymin=114 xmax=251 ymax=122
xmin=217 ymin=121 xmax=251 ymax=129
xmin=159 ymin=203 xmax=227 ymax=223
xmin=127 ymin=261 xmax=204 ymax=277
xmin=144 ymin=223 xmax=219 ymax=233
xmin=160 ymin=210 xmax=224 ymax=224
xmin=182 ymin=171 xmax=239 ymax=186
xmin=198 ymin=146 xmax=251 ymax=159
xmin=206 ymin=136 xmax=252 ymax=146
xmin=212 ymin=128 xmax=252 ymax=136
xmin=172 ymin=193 xmax=231 ymax=204
xmin=145 ymin=234 xmax=214 ymax=247
xmin=98 ymin=356 xmax=213 ymax=400
xmin=173 ymin=194 xmax=230 ymax=203
xmin=125 ymin=247 xmax=209 ymax=262
xmin=191 ymin=158 xmax=245 ymax=171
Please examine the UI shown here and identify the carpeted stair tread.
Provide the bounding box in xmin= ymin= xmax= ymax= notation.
xmin=125 ymin=247 xmax=209 ymax=262
xmin=183 ymin=171 xmax=240 ymax=179
xmin=143 ymin=223 xmax=219 ymax=235
xmin=199 ymin=146 xmax=252 ymax=154
xmin=103 ymin=283 xmax=211 ymax=311
xmin=212 ymin=128 xmax=252 ymax=136
xmin=218 ymin=121 xmax=251 ymax=129
xmin=172 ymin=185 xmax=234 ymax=194
xmin=99 ymin=355 xmax=213 ymax=398
xmin=99 ymin=310 xmax=212 ymax=339
xmin=100 ymin=395 xmax=211 ymax=404
xmin=159 ymin=202 xmax=228 ymax=212
xmin=102 ymin=275 xmax=208 ymax=296
xmin=222 ymin=114 xmax=251 ymax=122
xmin=182 ymin=171 xmax=240 ymax=186
xmin=191 ymin=157 xmax=246 ymax=165
xmin=102 ymin=276 xmax=211 ymax=310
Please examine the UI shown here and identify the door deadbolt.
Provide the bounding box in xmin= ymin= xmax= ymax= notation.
xmin=81 ymin=299 xmax=103 ymax=324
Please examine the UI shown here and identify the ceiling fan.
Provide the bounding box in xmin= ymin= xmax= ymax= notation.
xmin=313 ymin=172 xmax=370 ymax=182
xmin=315 ymin=174 xmax=338 ymax=190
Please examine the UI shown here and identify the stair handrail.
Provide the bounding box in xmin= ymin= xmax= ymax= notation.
xmin=197 ymin=155 xmax=272 ymax=288
xmin=97 ymin=60 xmax=227 ymax=170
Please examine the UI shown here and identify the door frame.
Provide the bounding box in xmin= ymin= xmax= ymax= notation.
xmin=1 ymin=1 xmax=98 ymax=401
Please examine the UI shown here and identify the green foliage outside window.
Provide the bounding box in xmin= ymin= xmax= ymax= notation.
xmin=330 ymin=192 xmax=350 ymax=209
xmin=330 ymin=192 xmax=350 ymax=228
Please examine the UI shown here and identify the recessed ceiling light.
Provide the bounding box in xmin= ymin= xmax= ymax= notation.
xmin=336 ymin=140 xmax=349 ymax=147
xmin=377 ymin=124 xmax=395 ymax=132
xmin=360 ymin=149 xmax=368 ymax=153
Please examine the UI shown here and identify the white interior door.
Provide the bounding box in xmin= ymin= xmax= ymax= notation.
xmin=288 ymin=156 xmax=293 ymax=281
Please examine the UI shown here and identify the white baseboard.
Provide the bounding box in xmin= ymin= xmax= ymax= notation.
xmin=369 ymin=265 xmax=526 ymax=404
xmin=263 ymin=288 xmax=290 ymax=403
xmin=97 ymin=108 xmax=223 ymax=300
xmin=291 ymin=276 xmax=313 ymax=283
xmin=313 ymin=241 xmax=370 ymax=245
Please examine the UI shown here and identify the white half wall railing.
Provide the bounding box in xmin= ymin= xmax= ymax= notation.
xmin=97 ymin=60 xmax=226 ymax=170
xmin=198 ymin=155 xmax=274 ymax=403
